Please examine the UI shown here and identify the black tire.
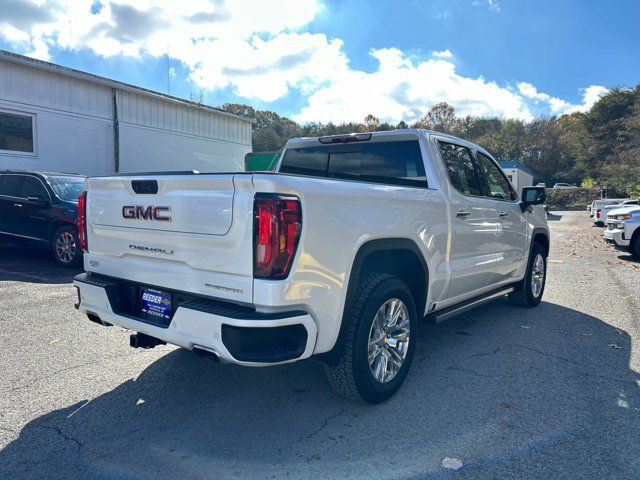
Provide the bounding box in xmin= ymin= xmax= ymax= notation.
xmin=52 ymin=226 xmax=82 ymax=267
xmin=325 ymin=273 xmax=417 ymax=404
xmin=631 ymin=233 xmax=640 ymax=260
xmin=509 ymin=242 xmax=547 ymax=308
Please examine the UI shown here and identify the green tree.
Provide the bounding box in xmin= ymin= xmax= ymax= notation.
xmin=414 ymin=102 xmax=459 ymax=134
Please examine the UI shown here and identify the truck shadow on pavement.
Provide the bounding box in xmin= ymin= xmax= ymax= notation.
xmin=617 ymin=253 xmax=639 ymax=264
xmin=1 ymin=300 xmax=639 ymax=479
xmin=0 ymin=242 xmax=81 ymax=284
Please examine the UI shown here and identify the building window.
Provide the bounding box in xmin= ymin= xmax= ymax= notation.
xmin=0 ymin=111 xmax=35 ymax=154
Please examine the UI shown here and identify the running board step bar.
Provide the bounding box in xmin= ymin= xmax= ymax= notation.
xmin=426 ymin=286 xmax=515 ymax=324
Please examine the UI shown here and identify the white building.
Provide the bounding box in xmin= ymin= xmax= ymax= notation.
xmin=499 ymin=161 xmax=534 ymax=196
xmin=0 ymin=50 xmax=254 ymax=176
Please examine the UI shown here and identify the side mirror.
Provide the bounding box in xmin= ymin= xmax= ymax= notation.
xmin=520 ymin=186 xmax=546 ymax=212
xmin=27 ymin=194 xmax=50 ymax=205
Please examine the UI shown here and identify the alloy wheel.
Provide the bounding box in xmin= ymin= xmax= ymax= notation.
xmin=55 ymin=231 xmax=77 ymax=264
xmin=531 ymin=253 xmax=545 ymax=298
xmin=367 ymin=298 xmax=411 ymax=384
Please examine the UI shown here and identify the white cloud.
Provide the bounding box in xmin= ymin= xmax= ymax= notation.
xmin=294 ymin=48 xmax=533 ymax=124
xmin=432 ymin=49 xmax=453 ymax=59
xmin=518 ymin=81 xmax=608 ymax=115
xmin=0 ymin=0 xmax=608 ymax=123
xmin=580 ymin=85 xmax=609 ymax=111
xmin=517 ymin=82 xmax=550 ymax=102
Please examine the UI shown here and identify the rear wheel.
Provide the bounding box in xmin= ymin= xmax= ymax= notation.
xmin=52 ymin=226 xmax=82 ymax=267
xmin=325 ymin=273 xmax=417 ymax=404
xmin=509 ymin=242 xmax=546 ymax=308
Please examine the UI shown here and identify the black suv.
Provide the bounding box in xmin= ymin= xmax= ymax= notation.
xmin=0 ymin=171 xmax=86 ymax=267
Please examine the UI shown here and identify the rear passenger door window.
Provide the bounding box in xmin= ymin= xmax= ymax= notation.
xmin=474 ymin=152 xmax=518 ymax=201
xmin=0 ymin=175 xmax=24 ymax=197
xmin=20 ymin=176 xmax=49 ymax=200
xmin=437 ymin=142 xmax=482 ymax=196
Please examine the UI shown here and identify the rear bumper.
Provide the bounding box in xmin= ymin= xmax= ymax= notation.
xmin=73 ymin=273 xmax=317 ymax=366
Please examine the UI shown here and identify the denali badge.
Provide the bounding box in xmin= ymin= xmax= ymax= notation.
xmin=204 ymin=283 xmax=244 ymax=295
xmin=122 ymin=205 xmax=171 ymax=221
xmin=129 ymin=244 xmax=175 ymax=255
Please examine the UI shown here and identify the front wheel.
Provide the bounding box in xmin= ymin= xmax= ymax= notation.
xmin=325 ymin=273 xmax=417 ymax=404
xmin=52 ymin=226 xmax=82 ymax=267
xmin=631 ymin=233 xmax=640 ymax=260
xmin=509 ymin=242 xmax=547 ymax=307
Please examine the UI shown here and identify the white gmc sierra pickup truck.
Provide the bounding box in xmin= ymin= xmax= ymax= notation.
xmin=604 ymin=205 xmax=640 ymax=259
xmin=74 ymin=129 xmax=549 ymax=403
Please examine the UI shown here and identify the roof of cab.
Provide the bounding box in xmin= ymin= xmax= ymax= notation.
xmin=0 ymin=170 xmax=85 ymax=177
xmin=284 ymin=128 xmax=495 ymax=158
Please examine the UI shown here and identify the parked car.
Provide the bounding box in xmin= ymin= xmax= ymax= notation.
xmin=73 ymin=129 xmax=549 ymax=403
xmin=592 ymin=199 xmax=624 ymax=226
xmin=604 ymin=205 xmax=640 ymax=259
xmin=553 ymin=183 xmax=578 ymax=189
xmin=0 ymin=171 xmax=86 ymax=266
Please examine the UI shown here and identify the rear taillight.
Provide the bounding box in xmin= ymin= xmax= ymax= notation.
xmin=78 ymin=191 xmax=88 ymax=252
xmin=253 ymin=194 xmax=302 ymax=279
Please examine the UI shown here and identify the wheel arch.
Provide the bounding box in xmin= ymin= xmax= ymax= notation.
xmin=319 ymin=238 xmax=429 ymax=365
xmin=532 ymin=227 xmax=550 ymax=257
xmin=630 ymin=225 xmax=640 ymax=251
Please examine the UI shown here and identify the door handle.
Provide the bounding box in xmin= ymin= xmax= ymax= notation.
xmin=13 ymin=203 xmax=23 ymax=207
xmin=456 ymin=210 xmax=470 ymax=218
xmin=499 ymin=211 xmax=509 ymax=218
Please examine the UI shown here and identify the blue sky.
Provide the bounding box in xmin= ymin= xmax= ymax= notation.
xmin=1 ymin=0 xmax=637 ymax=123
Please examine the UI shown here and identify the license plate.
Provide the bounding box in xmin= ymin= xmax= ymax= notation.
xmin=139 ymin=287 xmax=172 ymax=320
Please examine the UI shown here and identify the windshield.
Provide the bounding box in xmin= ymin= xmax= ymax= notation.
xmin=47 ymin=176 xmax=85 ymax=202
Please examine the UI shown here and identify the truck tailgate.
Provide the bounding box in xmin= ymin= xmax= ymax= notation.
xmin=84 ymin=174 xmax=255 ymax=304
xmin=90 ymin=176 xmax=235 ymax=235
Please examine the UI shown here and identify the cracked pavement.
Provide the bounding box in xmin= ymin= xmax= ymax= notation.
xmin=1 ymin=211 xmax=639 ymax=479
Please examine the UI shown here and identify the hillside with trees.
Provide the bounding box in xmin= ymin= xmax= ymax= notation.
xmin=222 ymin=85 xmax=640 ymax=196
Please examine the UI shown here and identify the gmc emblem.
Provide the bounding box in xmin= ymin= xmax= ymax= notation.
xmin=122 ymin=205 xmax=171 ymax=222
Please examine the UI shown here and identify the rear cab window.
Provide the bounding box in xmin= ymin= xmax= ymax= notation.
xmin=279 ymin=140 xmax=427 ymax=188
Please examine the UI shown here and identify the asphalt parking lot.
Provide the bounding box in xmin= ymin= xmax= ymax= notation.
xmin=1 ymin=210 xmax=639 ymax=480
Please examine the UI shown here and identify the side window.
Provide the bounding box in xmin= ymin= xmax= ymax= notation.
xmin=475 ymin=152 xmax=518 ymax=201
xmin=0 ymin=175 xmax=24 ymax=197
xmin=0 ymin=111 xmax=34 ymax=153
xmin=438 ymin=142 xmax=482 ymax=196
xmin=20 ymin=176 xmax=48 ymax=199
